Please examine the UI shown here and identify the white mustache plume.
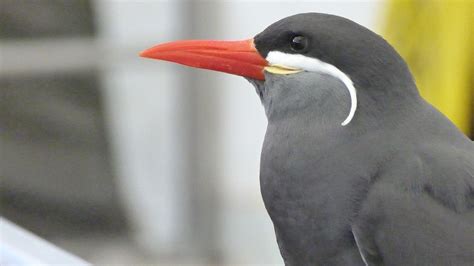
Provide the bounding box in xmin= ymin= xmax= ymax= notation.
xmin=266 ymin=51 xmax=357 ymax=126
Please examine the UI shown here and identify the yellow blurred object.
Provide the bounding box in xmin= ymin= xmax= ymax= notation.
xmin=382 ymin=0 xmax=473 ymax=136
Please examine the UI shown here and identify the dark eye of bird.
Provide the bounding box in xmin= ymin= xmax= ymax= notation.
xmin=290 ymin=35 xmax=307 ymax=52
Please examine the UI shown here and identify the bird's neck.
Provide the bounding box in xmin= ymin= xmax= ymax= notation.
xmin=257 ymin=67 xmax=423 ymax=265
xmin=259 ymin=73 xmax=422 ymax=133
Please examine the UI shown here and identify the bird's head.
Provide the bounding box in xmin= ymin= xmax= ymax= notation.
xmin=141 ymin=13 xmax=418 ymax=127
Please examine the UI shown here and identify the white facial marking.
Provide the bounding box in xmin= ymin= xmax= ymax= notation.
xmin=266 ymin=51 xmax=357 ymax=126
xmin=352 ymin=228 xmax=369 ymax=266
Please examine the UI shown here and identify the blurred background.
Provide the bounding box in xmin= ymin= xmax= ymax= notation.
xmin=0 ymin=0 xmax=472 ymax=265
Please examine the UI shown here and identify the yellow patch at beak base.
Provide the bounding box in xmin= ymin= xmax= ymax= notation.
xmin=264 ymin=64 xmax=303 ymax=75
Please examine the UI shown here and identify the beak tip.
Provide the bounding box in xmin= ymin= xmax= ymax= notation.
xmin=139 ymin=50 xmax=150 ymax=58
xmin=140 ymin=45 xmax=160 ymax=58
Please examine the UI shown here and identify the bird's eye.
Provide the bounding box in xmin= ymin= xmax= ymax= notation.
xmin=290 ymin=35 xmax=308 ymax=52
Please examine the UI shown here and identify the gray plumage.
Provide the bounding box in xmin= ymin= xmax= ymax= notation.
xmin=249 ymin=13 xmax=474 ymax=265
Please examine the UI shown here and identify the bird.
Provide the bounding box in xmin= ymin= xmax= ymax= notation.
xmin=140 ymin=13 xmax=474 ymax=266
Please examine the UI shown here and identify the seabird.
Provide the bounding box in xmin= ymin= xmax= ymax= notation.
xmin=141 ymin=13 xmax=474 ymax=266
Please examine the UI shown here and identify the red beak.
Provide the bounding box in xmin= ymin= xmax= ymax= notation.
xmin=140 ymin=39 xmax=268 ymax=80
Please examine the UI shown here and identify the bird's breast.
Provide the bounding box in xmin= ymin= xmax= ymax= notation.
xmin=259 ymin=122 xmax=372 ymax=264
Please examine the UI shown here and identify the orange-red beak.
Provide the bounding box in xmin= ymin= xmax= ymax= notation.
xmin=140 ymin=39 xmax=268 ymax=80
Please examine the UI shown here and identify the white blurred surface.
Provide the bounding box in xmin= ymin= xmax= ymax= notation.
xmin=0 ymin=217 xmax=90 ymax=266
